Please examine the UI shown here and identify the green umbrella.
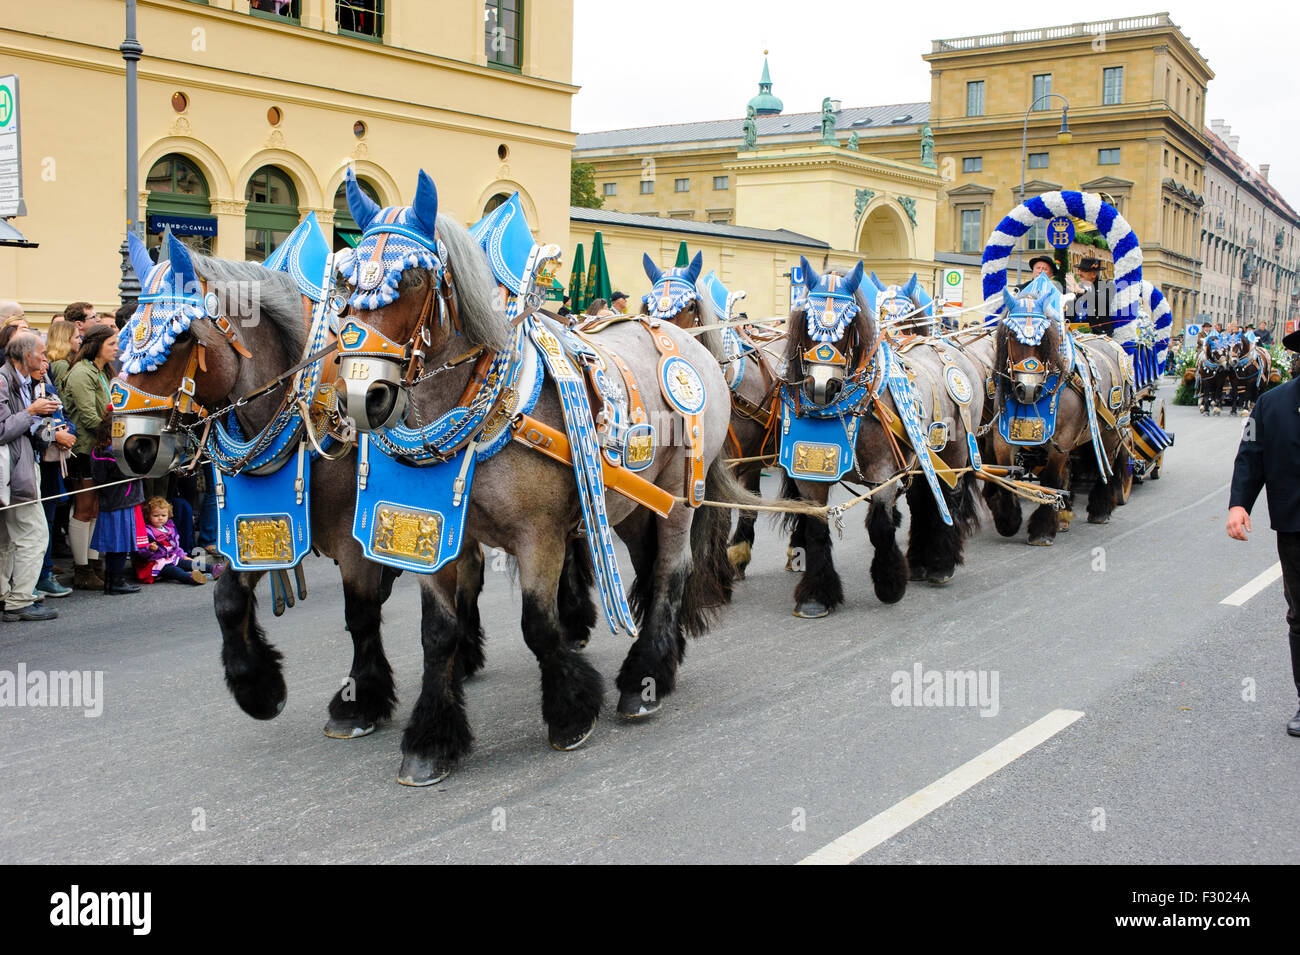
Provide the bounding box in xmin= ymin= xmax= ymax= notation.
xmin=586 ymin=230 xmax=612 ymax=307
xmin=568 ymin=242 xmax=586 ymax=312
xmin=674 ymin=241 xmax=689 ymax=268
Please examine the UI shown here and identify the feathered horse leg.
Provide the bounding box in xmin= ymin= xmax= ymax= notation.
xmin=217 ymin=569 xmax=286 ymax=720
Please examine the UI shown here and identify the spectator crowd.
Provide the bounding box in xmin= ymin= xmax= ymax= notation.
xmin=0 ymin=299 xmax=225 ymax=624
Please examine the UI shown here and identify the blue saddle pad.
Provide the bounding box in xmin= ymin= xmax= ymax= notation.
xmin=215 ymin=455 xmax=312 ymax=571
xmin=778 ymin=398 xmax=860 ymax=482
xmin=352 ymin=439 xmax=473 ymax=574
xmin=997 ymin=375 xmax=1061 ymax=446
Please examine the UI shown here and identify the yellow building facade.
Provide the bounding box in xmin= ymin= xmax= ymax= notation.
xmin=1 ymin=0 xmax=576 ymax=320
xmin=924 ymin=13 xmax=1213 ymax=328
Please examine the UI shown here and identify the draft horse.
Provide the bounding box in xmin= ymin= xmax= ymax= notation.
xmin=336 ymin=170 xmax=743 ymax=785
xmin=780 ymin=257 xmax=985 ymax=618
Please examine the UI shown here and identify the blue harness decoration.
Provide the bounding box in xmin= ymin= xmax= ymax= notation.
xmin=697 ymin=269 xmax=752 ymax=390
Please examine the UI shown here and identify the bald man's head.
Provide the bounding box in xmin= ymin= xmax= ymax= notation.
xmin=0 ymin=301 xmax=24 ymax=322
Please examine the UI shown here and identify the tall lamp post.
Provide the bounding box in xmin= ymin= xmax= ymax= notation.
xmin=1016 ymin=93 xmax=1072 ymax=286
xmin=118 ymin=0 xmax=142 ymax=307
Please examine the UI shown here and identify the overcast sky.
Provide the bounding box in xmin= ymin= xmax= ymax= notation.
xmin=572 ymin=0 xmax=1299 ymax=207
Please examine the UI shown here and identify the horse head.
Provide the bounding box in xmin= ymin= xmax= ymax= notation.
xmin=994 ymin=272 xmax=1065 ymax=406
xmin=785 ymin=256 xmax=871 ymax=407
xmin=113 ymin=231 xmax=265 ymax=477
xmin=335 ymin=168 xmax=507 ymax=432
xmin=641 ymin=251 xmax=704 ymax=329
xmin=870 ymin=272 xmax=935 ymax=334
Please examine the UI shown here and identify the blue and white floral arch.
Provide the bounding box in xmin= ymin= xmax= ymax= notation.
xmin=981 ymin=190 xmax=1171 ymax=382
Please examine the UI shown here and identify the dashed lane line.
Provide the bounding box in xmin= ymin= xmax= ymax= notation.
xmin=1220 ymin=562 xmax=1283 ymax=607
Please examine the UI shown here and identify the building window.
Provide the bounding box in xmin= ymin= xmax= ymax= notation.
xmin=961 ymin=157 xmax=982 ymax=173
xmin=640 ymin=180 xmax=654 ymax=195
xmin=245 ymin=166 xmax=299 ymax=262
xmin=1026 ymin=221 xmax=1047 ymax=251
xmin=966 ymin=81 xmax=985 ymax=117
xmin=1103 ymin=67 xmax=1123 ymax=105
xmin=485 ymin=0 xmax=522 ymax=70
xmin=337 ymin=0 xmax=383 ymax=41
xmin=713 ymin=175 xmax=729 ymax=190
xmin=1032 ymin=74 xmax=1052 ymax=109
xmin=708 ymin=211 xmax=732 ymax=225
xmin=249 ymin=0 xmax=300 ymax=22
xmin=1028 ymin=152 xmax=1049 ymax=169
xmin=668 ymin=211 xmax=693 ymax=220
xmin=674 ymin=178 xmax=690 ymax=193
xmin=145 ymin=154 xmax=213 ymax=256
xmin=1098 ymin=148 xmax=1121 ymax=165
xmin=960 ymin=209 xmax=982 ymax=253
xmin=602 ymin=182 xmax=617 ymax=197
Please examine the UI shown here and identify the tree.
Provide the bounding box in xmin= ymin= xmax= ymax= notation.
xmin=571 ymin=161 xmax=603 ymax=210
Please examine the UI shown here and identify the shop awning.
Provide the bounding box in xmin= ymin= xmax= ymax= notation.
xmin=0 ymin=218 xmax=36 ymax=247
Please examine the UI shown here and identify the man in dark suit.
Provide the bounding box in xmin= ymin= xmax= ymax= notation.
xmin=1228 ymin=325 xmax=1300 ymax=735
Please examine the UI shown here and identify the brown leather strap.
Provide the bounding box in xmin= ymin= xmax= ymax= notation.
xmin=512 ymin=413 xmax=675 ymax=517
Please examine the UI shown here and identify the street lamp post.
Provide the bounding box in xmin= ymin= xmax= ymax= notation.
xmin=1016 ymin=93 xmax=1072 ymax=286
xmin=118 ymin=0 xmax=142 ymax=308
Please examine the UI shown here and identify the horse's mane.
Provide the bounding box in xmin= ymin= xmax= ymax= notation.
xmin=190 ymin=253 xmax=305 ymax=361
xmin=692 ymin=290 xmax=727 ymax=361
xmin=436 ymin=212 xmax=508 ymax=351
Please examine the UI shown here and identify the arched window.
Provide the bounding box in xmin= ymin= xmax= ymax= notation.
xmin=483 ymin=193 xmax=510 ymax=216
xmin=145 ymin=155 xmax=214 ymax=255
xmin=245 ymin=166 xmax=299 ymax=261
xmin=332 ymin=177 xmax=381 ymax=251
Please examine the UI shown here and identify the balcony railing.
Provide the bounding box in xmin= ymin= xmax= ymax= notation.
xmin=933 ymin=13 xmax=1173 ymax=52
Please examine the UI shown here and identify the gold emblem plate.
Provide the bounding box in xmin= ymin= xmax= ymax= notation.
xmin=792 ymin=442 xmax=840 ymax=476
xmin=626 ymin=433 xmax=654 ymax=466
xmin=1007 ymin=417 xmax=1046 ymax=442
xmin=235 ymin=517 xmax=294 ymax=564
xmin=372 ymin=505 xmax=443 ymax=566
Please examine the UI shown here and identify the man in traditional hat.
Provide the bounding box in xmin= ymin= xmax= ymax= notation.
xmin=1227 ymin=323 xmax=1300 ymax=736
xmin=1065 ymin=256 xmax=1120 ymax=335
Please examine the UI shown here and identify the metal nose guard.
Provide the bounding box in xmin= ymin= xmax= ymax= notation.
xmin=334 ymin=318 xmax=413 ymax=433
xmin=112 ymin=415 xmax=193 ymax=479
xmin=805 ymin=362 xmax=845 ymax=406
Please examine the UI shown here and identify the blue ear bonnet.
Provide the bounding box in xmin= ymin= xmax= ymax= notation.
xmin=337 ymin=206 xmax=446 ymax=310
xmin=643 ymin=251 xmax=703 ymax=319
xmin=337 ymin=168 xmax=446 ymax=311
xmin=876 ymin=274 xmax=934 ymax=321
xmin=697 ymin=270 xmax=744 ymax=322
xmin=1001 ymin=273 xmax=1061 ymax=346
xmin=800 ymin=259 xmax=864 ymax=343
xmin=468 ymin=193 xmax=533 ymax=295
xmin=263 ymin=210 xmax=331 ymax=303
xmin=119 ymin=232 xmax=218 ymax=375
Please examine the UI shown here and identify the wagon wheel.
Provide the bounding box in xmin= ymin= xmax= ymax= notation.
xmin=1151 ymin=399 xmax=1166 ymax=480
xmin=1115 ymin=442 xmax=1134 ymax=505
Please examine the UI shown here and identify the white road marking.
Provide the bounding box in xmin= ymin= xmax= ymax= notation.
xmin=798 ymin=708 xmax=1085 ymax=865
xmin=1220 ymin=562 xmax=1283 ymax=607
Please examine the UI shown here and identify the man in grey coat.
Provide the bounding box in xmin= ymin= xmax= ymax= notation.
xmin=0 ymin=331 xmax=61 ymax=621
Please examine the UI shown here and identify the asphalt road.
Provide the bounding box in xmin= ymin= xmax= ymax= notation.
xmin=2 ymin=385 xmax=1296 ymax=864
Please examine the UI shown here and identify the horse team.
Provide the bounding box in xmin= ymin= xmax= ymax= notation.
xmin=112 ymin=173 xmax=1167 ymax=786
xmin=1192 ymin=330 xmax=1274 ymax=416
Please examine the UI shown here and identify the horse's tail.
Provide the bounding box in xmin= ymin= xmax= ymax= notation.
xmin=677 ymin=459 xmax=738 ymax=637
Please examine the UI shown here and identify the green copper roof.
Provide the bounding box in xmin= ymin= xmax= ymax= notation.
xmin=748 ymin=56 xmax=783 ymax=116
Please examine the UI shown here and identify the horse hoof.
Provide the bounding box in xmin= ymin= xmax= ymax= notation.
xmin=1087 ymin=514 xmax=1110 ymax=525
xmin=550 ymin=718 xmax=598 ymax=751
xmin=397 ymin=754 xmax=453 ymax=787
xmin=1027 ymin=536 xmax=1054 ymax=547
xmin=1058 ymin=510 xmax=1073 ymax=531
xmin=927 ymin=573 xmax=954 ymax=587
xmin=793 ymin=600 xmax=830 ymax=618
xmin=323 ymin=716 xmax=376 ymax=739
xmin=728 ymin=542 xmax=752 ymax=579
xmin=908 ymin=565 xmax=929 ymax=582
xmin=617 ymin=691 xmax=663 ymax=720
